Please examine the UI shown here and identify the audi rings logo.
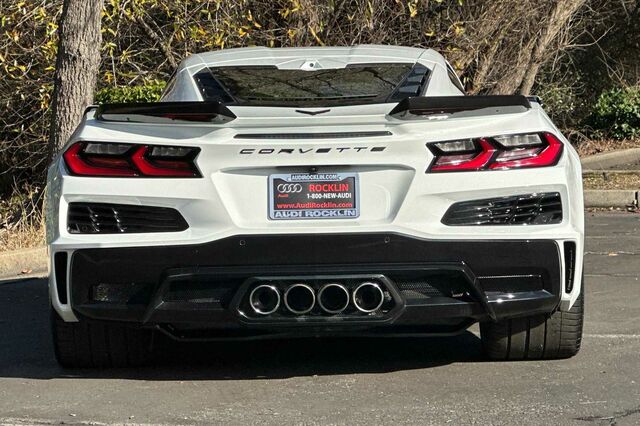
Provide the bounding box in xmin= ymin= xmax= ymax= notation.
xmin=277 ymin=183 xmax=303 ymax=193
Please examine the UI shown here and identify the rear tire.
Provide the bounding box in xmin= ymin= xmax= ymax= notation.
xmin=51 ymin=309 xmax=153 ymax=368
xmin=480 ymin=287 xmax=584 ymax=360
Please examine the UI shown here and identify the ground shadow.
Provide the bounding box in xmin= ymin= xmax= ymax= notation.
xmin=0 ymin=277 xmax=484 ymax=381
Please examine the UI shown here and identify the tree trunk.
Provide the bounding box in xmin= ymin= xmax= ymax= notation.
xmin=519 ymin=0 xmax=587 ymax=94
xmin=491 ymin=37 xmax=537 ymax=94
xmin=47 ymin=0 xmax=103 ymax=162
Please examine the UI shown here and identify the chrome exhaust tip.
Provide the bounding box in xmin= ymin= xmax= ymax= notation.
xmin=284 ymin=283 xmax=315 ymax=314
xmin=318 ymin=283 xmax=350 ymax=314
xmin=352 ymin=282 xmax=384 ymax=313
xmin=249 ymin=284 xmax=281 ymax=315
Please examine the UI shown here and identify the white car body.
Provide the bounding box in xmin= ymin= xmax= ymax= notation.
xmin=46 ymin=46 xmax=584 ymax=365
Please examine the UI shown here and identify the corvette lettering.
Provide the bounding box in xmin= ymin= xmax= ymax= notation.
xmin=239 ymin=147 xmax=386 ymax=155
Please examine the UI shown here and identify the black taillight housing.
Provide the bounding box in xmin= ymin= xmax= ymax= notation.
xmin=63 ymin=142 xmax=201 ymax=177
xmin=427 ymin=132 xmax=563 ymax=172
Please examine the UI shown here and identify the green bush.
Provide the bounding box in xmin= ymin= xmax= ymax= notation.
xmin=536 ymin=82 xmax=585 ymax=132
xmin=589 ymin=86 xmax=640 ymax=139
xmin=94 ymin=81 xmax=166 ymax=104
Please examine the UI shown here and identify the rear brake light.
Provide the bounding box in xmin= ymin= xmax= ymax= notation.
xmin=490 ymin=132 xmax=563 ymax=170
xmin=131 ymin=146 xmax=197 ymax=177
xmin=431 ymin=138 xmax=496 ymax=172
xmin=63 ymin=142 xmax=201 ymax=177
xmin=427 ymin=132 xmax=563 ymax=172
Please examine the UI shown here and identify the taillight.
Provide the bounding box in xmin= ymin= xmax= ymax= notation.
xmin=63 ymin=142 xmax=201 ymax=177
xmin=427 ymin=132 xmax=563 ymax=173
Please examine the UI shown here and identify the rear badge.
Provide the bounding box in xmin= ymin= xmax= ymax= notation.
xmin=268 ymin=173 xmax=359 ymax=220
xmin=295 ymin=109 xmax=331 ymax=115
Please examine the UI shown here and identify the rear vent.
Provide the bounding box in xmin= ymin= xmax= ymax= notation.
xmin=442 ymin=192 xmax=562 ymax=226
xmin=234 ymin=131 xmax=392 ymax=139
xmin=394 ymin=270 xmax=470 ymax=302
xmin=564 ymin=241 xmax=577 ymax=293
xmin=478 ymin=275 xmax=544 ymax=293
xmin=397 ymin=280 xmax=447 ymax=300
xmin=54 ymin=252 xmax=68 ymax=304
xmin=68 ymin=203 xmax=188 ymax=234
xmin=388 ymin=63 xmax=430 ymax=101
xmin=92 ymin=282 xmax=153 ymax=304
xmin=164 ymin=279 xmax=237 ymax=307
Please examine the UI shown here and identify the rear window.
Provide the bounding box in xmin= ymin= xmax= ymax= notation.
xmin=193 ymin=63 xmax=429 ymax=107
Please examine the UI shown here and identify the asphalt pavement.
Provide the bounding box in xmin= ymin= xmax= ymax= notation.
xmin=0 ymin=212 xmax=639 ymax=425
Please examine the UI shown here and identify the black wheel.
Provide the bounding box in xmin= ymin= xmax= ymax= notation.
xmin=480 ymin=287 xmax=584 ymax=360
xmin=51 ymin=309 xmax=153 ymax=368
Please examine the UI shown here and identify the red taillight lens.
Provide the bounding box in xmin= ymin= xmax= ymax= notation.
xmin=63 ymin=143 xmax=137 ymax=177
xmin=131 ymin=146 xmax=197 ymax=177
xmin=430 ymin=138 xmax=496 ymax=172
xmin=427 ymin=132 xmax=563 ymax=173
xmin=63 ymin=142 xmax=201 ymax=177
xmin=489 ymin=132 xmax=563 ymax=170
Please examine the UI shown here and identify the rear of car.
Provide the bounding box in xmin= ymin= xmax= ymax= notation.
xmin=46 ymin=46 xmax=584 ymax=367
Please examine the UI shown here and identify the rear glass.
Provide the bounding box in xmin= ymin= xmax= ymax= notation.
xmin=193 ymin=64 xmax=428 ymax=107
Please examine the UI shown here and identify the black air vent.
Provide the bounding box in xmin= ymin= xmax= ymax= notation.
xmin=394 ymin=270 xmax=470 ymax=301
xmin=564 ymin=241 xmax=577 ymax=293
xmin=442 ymin=192 xmax=562 ymax=226
xmin=68 ymin=203 xmax=188 ymax=234
xmin=54 ymin=252 xmax=68 ymax=304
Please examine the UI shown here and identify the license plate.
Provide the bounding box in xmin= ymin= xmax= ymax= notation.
xmin=269 ymin=173 xmax=359 ymax=220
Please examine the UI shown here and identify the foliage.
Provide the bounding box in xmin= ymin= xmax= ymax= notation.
xmin=0 ymin=0 xmax=61 ymax=200
xmin=537 ymin=82 xmax=584 ymax=131
xmin=94 ymin=81 xmax=166 ymax=104
xmin=588 ymin=87 xmax=640 ymax=140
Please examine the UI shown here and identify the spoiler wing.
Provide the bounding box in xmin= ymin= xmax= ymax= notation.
xmin=95 ymin=101 xmax=236 ymax=124
xmin=388 ymin=95 xmax=532 ymax=119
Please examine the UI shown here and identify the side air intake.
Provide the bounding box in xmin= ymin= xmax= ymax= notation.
xmin=68 ymin=203 xmax=188 ymax=234
xmin=54 ymin=252 xmax=68 ymax=304
xmin=564 ymin=241 xmax=577 ymax=293
xmin=442 ymin=193 xmax=562 ymax=226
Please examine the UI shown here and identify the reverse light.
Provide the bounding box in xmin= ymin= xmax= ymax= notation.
xmin=427 ymin=132 xmax=563 ymax=172
xmin=63 ymin=142 xmax=201 ymax=177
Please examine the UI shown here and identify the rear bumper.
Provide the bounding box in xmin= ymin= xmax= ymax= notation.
xmin=61 ymin=233 xmax=562 ymax=338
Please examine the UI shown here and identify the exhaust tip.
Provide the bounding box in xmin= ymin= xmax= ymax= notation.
xmin=249 ymin=284 xmax=281 ymax=315
xmin=353 ymin=282 xmax=384 ymax=313
xmin=284 ymin=283 xmax=315 ymax=314
xmin=318 ymin=283 xmax=350 ymax=314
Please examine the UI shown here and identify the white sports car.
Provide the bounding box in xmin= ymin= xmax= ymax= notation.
xmin=46 ymin=45 xmax=584 ymax=367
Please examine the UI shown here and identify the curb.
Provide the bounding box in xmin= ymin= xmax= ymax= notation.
xmin=584 ymin=190 xmax=639 ymax=208
xmin=581 ymin=148 xmax=640 ymax=170
xmin=583 ymin=169 xmax=640 ymax=175
xmin=0 ymin=246 xmax=48 ymax=279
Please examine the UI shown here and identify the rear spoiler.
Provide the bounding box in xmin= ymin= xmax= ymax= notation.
xmin=388 ymin=95 xmax=533 ymax=119
xmin=94 ymin=101 xmax=236 ymax=124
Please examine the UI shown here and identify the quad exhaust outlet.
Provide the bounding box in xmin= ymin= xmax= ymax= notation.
xmin=247 ymin=280 xmax=387 ymax=316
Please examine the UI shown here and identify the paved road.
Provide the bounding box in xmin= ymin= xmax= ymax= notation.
xmin=1 ymin=212 xmax=639 ymax=425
